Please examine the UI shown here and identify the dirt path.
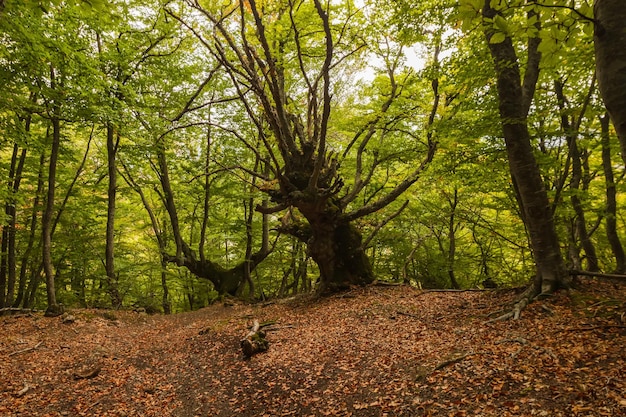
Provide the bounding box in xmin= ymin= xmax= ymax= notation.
xmin=1 ymin=281 xmax=625 ymax=416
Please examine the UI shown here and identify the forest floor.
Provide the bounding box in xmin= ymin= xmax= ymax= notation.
xmin=1 ymin=279 xmax=625 ymax=417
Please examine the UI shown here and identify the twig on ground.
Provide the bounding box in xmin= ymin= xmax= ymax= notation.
xmin=397 ymin=310 xmax=420 ymax=319
xmin=433 ymin=351 xmax=476 ymax=371
xmin=495 ymin=337 xmax=528 ymax=345
xmin=85 ymin=399 xmax=101 ymax=411
xmin=15 ymin=383 xmax=32 ymax=397
xmin=9 ymin=341 xmax=43 ymax=357
xmin=261 ymin=324 xmax=295 ymax=332
xmin=561 ymin=325 xmax=626 ymax=331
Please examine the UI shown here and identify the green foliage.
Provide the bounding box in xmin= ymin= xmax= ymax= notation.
xmin=0 ymin=0 xmax=624 ymax=312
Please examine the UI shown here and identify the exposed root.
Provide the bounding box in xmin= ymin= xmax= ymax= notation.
xmin=486 ymin=285 xmax=538 ymax=323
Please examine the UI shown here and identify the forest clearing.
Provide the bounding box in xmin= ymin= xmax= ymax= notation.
xmin=2 ymin=281 xmax=625 ymax=417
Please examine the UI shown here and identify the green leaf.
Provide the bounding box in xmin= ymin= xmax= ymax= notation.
xmin=489 ymin=32 xmax=506 ymax=44
xmin=493 ymin=15 xmax=509 ymax=34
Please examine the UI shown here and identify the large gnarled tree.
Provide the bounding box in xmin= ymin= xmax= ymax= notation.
xmin=168 ymin=0 xmax=437 ymax=292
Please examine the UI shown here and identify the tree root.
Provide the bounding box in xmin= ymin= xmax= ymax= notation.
xmin=486 ymin=285 xmax=538 ymax=323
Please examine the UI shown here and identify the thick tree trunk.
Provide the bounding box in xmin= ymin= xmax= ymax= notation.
xmin=600 ymin=114 xmax=625 ymax=273
xmin=294 ymin=203 xmax=374 ymax=293
xmin=483 ymin=4 xmax=568 ymax=297
xmin=594 ymin=0 xmax=626 ymax=165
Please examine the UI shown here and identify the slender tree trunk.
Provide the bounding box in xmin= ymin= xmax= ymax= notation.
xmin=594 ymin=0 xmax=626 ymax=165
xmin=0 ymin=218 xmax=8 ymax=309
xmin=447 ymin=188 xmax=460 ymax=289
xmin=600 ymin=113 xmax=625 ymax=272
xmin=4 ymin=144 xmax=27 ymax=307
xmin=15 ymin=152 xmax=45 ymax=308
xmin=42 ymin=115 xmax=61 ymax=316
xmin=160 ymin=257 xmax=171 ymax=314
xmin=483 ymin=3 xmax=568 ymax=298
xmin=554 ymin=80 xmax=599 ymax=272
xmin=105 ymin=123 xmax=122 ymax=308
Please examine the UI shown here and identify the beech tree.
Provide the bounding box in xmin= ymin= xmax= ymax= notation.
xmin=167 ymin=0 xmax=437 ymax=292
xmin=594 ymin=0 xmax=626 ymax=164
xmin=453 ymin=0 xmax=571 ymax=317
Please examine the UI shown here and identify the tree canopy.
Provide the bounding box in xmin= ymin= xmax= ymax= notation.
xmin=0 ymin=0 xmax=624 ymax=314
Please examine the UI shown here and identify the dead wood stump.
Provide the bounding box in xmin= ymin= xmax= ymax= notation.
xmin=241 ymin=320 xmax=269 ymax=358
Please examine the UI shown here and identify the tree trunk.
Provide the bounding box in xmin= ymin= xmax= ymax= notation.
xmin=600 ymin=113 xmax=625 ymax=273
xmin=295 ymin=203 xmax=374 ymax=293
xmin=42 ymin=114 xmax=61 ymax=316
xmin=447 ymin=189 xmax=460 ymax=289
xmin=105 ymin=123 xmax=122 ymax=308
xmin=155 ymin=145 xmax=271 ymax=296
xmin=594 ymin=0 xmax=626 ymax=165
xmin=483 ymin=3 xmax=568 ymax=298
xmin=5 ymin=144 xmax=27 ymax=307
xmin=12 ymin=154 xmax=44 ymax=308
xmin=554 ymin=80 xmax=599 ymax=272
xmin=160 ymin=257 xmax=171 ymax=314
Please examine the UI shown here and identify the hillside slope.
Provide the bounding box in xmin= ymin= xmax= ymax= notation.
xmin=1 ymin=281 xmax=625 ymax=416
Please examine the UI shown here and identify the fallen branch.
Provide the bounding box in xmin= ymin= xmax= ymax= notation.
xmin=9 ymin=341 xmax=43 ymax=357
xmin=397 ymin=310 xmax=420 ymax=319
xmin=434 ymin=351 xmax=475 ymax=371
xmin=423 ymin=288 xmax=493 ymax=293
xmin=561 ymin=325 xmax=626 ymax=332
xmin=570 ymin=270 xmax=626 ymax=280
xmin=495 ymin=337 xmax=528 ymax=345
xmin=370 ymin=280 xmax=403 ymax=287
xmin=240 ymin=320 xmax=269 ymax=358
xmin=0 ymin=307 xmax=35 ymax=314
xmin=261 ymin=324 xmax=295 ymax=332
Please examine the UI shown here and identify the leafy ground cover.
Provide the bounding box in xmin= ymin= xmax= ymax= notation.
xmin=1 ymin=279 xmax=625 ymax=417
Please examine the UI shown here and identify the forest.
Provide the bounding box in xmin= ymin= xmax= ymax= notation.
xmin=1 ymin=0 xmax=626 ymax=317
xmin=2 ymin=1 xmax=626 ymax=416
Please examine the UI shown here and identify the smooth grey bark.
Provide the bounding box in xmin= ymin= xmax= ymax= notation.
xmin=482 ymin=2 xmax=568 ymax=305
